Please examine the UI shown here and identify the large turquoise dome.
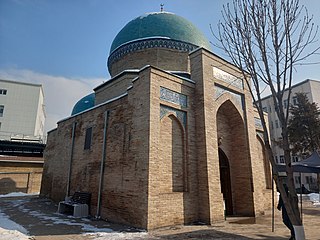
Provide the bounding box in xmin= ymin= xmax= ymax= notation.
xmin=109 ymin=12 xmax=211 ymax=54
xmin=71 ymin=93 xmax=95 ymax=116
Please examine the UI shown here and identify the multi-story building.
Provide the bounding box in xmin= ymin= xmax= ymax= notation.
xmin=260 ymin=79 xmax=320 ymax=191
xmin=0 ymin=79 xmax=46 ymax=142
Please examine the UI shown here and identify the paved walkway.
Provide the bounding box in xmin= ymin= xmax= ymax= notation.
xmin=0 ymin=195 xmax=319 ymax=239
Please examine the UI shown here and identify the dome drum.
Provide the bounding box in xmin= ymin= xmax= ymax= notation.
xmin=107 ymin=37 xmax=198 ymax=75
xmin=108 ymin=44 xmax=191 ymax=77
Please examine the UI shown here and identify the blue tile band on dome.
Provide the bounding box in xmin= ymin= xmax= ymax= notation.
xmin=160 ymin=105 xmax=187 ymax=128
xmin=107 ymin=38 xmax=198 ymax=71
xmin=160 ymin=86 xmax=187 ymax=107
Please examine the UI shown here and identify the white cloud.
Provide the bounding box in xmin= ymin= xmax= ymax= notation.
xmin=0 ymin=68 xmax=105 ymax=135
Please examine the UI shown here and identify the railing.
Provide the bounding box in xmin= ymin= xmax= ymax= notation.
xmin=0 ymin=131 xmax=46 ymax=143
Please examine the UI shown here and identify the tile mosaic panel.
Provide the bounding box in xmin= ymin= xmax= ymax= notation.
xmin=160 ymin=105 xmax=187 ymax=128
xmin=215 ymin=85 xmax=244 ymax=109
xmin=108 ymin=38 xmax=197 ymax=69
xmin=254 ymin=117 xmax=263 ymax=129
xmin=213 ymin=67 xmax=244 ymax=90
xmin=160 ymin=87 xmax=187 ymax=107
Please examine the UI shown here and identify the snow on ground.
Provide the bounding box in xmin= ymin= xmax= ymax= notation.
xmin=309 ymin=193 xmax=320 ymax=206
xmin=2 ymin=192 xmax=318 ymax=239
xmin=26 ymin=209 xmax=148 ymax=239
xmin=0 ymin=192 xmax=39 ymax=198
xmin=0 ymin=193 xmax=320 ymax=240
xmin=1 ymin=192 xmax=319 ymax=240
xmin=0 ymin=194 xmax=148 ymax=239
xmin=83 ymin=231 xmax=149 ymax=240
xmin=0 ymin=210 xmax=31 ymax=240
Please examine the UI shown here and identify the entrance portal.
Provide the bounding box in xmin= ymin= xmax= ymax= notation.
xmin=219 ymin=148 xmax=233 ymax=215
xmin=216 ymin=99 xmax=255 ymax=217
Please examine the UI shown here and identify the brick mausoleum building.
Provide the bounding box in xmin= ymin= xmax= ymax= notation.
xmin=40 ymin=11 xmax=272 ymax=230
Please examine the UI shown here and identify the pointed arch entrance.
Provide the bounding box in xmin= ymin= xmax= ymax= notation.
xmin=216 ymin=99 xmax=254 ymax=217
xmin=219 ymin=148 xmax=233 ymax=215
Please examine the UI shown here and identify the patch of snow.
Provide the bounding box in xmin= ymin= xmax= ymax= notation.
xmin=0 ymin=192 xmax=39 ymax=198
xmin=83 ymin=231 xmax=148 ymax=240
xmin=0 ymin=210 xmax=31 ymax=240
xmin=309 ymin=193 xmax=320 ymax=205
xmin=27 ymin=209 xmax=114 ymax=232
xmin=81 ymin=225 xmax=114 ymax=233
xmin=0 ymin=229 xmax=31 ymax=240
xmin=5 ymin=199 xmax=30 ymax=208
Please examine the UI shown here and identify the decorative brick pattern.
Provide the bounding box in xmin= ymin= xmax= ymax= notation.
xmin=160 ymin=87 xmax=187 ymax=107
xmin=41 ymin=48 xmax=273 ymax=231
xmin=213 ymin=66 xmax=244 ymax=90
xmin=108 ymin=48 xmax=190 ymax=77
xmin=254 ymin=117 xmax=263 ymax=129
xmin=215 ymin=85 xmax=243 ymax=109
xmin=108 ymin=38 xmax=197 ymax=70
xmin=160 ymin=105 xmax=186 ymax=128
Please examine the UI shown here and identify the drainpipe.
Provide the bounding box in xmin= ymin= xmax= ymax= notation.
xmin=271 ymin=168 xmax=274 ymax=232
xmin=96 ymin=110 xmax=110 ymax=218
xmin=66 ymin=122 xmax=76 ymax=198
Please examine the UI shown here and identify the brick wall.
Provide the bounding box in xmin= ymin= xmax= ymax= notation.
xmin=0 ymin=160 xmax=43 ymax=194
xmin=147 ymin=68 xmax=199 ymax=229
xmin=42 ymin=75 xmax=151 ymax=228
xmin=190 ymin=48 xmax=273 ymax=221
xmin=42 ymin=48 xmax=273 ymax=230
xmin=95 ymin=72 xmax=138 ymax=105
xmin=109 ymin=48 xmax=190 ymax=77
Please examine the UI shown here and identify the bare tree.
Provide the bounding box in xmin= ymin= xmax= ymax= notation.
xmin=214 ymin=0 xmax=319 ymax=238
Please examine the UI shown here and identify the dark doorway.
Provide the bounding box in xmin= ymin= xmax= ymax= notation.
xmin=219 ymin=148 xmax=233 ymax=215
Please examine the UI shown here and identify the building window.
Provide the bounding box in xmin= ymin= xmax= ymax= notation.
xmin=271 ymin=121 xmax=274 ymax=130
xmin=262 ymin=106 xmax=268 ymax=112
xmin=0 ymin=89 xmax=7 ymax=95
xmin=305 ymin=176 xmax=313 ymax=184
xmin=0 ymin=105 xmax=4 ymax=117
xmin=291 ymin=155 xmax=299 ymax=162
xmin=280 ymin=155 xmax=285 ymax=163
xmin=293 ymin=96 xmax=298 ymax=105
xmin=295 ymin=176 xmax=301 ymax=184
xmin=84 ymin=127 xmax=93 ymax=150
xmin=274 ymin=156 xmax=278 ymax=164
xmin=268 ymin=105 xmax=272 ymax=113
xmin=283 ymin=99 xmax=288 ymax=109
xmin=275 ymin=120 xmax=279 ymax=128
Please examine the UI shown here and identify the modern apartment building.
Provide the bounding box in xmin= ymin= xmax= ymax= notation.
xmin=0 ymin=79 xmax=46 ymax=142
xmin=260 ymin=79 xmax=320 ymax=190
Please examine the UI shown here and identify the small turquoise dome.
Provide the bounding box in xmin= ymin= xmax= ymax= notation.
xmin=110 ymin=12 xmax=211 ymax=54
xmin=71 ymin=93 xmax=95 ymax=116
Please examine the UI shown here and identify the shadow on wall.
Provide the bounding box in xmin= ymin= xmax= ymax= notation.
xmin=0 ymin=177 xmax=27 ymax=194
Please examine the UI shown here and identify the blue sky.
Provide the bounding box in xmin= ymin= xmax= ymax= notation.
xmin=0 ymin=0 xmax=319 ymax=134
